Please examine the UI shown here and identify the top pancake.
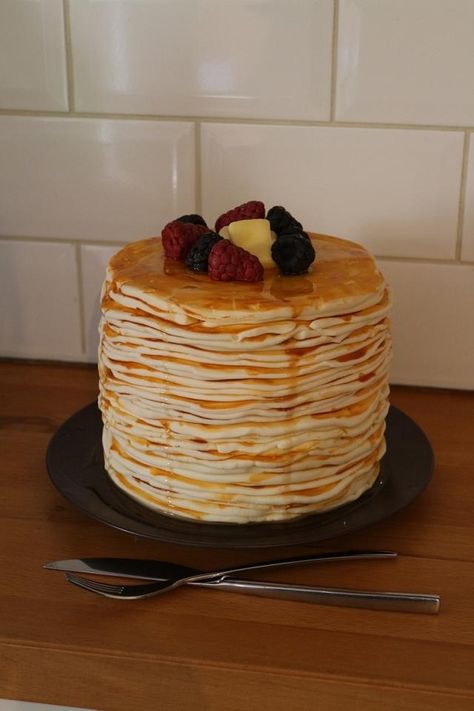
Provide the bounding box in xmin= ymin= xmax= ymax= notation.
xmin=106 ymin=233 xmax=386 ymax=323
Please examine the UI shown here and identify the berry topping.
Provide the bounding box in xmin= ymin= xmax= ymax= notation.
xmin=271 ymin=232 xmax=315 ymax=275
xmin=266 ymin=206 xmax=303 ymax=235
xmin=208 ymin=239 xmax=264 ymax=282
xmin=185 ymin=232 xmax=222 ymax=272
xmin=215 ymin=200 xmax=265 ymax=233
xmin=162 ymin=221 xmax=208 ymax=260
xmin=176 ymin=213 xmax=208 ymax=227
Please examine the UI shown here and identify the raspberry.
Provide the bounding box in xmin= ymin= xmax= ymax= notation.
xmin=266 ymin=205 xmax=303 ymax=235
xmin=161 ymin=221 xmax=208 ymax=260
xmin=215 ymin=200 xmax=265 ymax=233
xmin=271 ymin=232 xmax=315 ymax=275
xmin=176 ymin=213 xmax=207 ymax=227
xmin=185 ymin=232 xmax=222 ymax=272
xmin=208 ymin=240 xmax=264 ymax=282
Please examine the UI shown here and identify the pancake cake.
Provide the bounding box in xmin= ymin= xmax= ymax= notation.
xmin=98 ymin=202 xmax=392 ymax=523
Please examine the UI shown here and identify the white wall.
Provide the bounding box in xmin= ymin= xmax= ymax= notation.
xmin=0 ymin=0 xmax=473 ymax=388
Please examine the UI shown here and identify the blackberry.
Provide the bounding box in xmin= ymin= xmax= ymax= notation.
xmin=266 ymin=205 xmax=303 ymax=235
xmin=271 ymin=232 xmax=315 ymax=275
xmin=185 ymin=232 xmax=222 ymax=272
xmin=176 ymin=213 xmax=208 ymax=227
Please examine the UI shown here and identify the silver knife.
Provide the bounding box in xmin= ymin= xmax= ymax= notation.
xmin=43 ymin=554 xmax=440 ymax=614
xmin=44 ymin=550 xmax=397 ymax=582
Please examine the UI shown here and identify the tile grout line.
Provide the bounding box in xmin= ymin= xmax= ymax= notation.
xmin=455 ymin=130 xmax=471 ymax=260
xmin=0 ymin=107 xmax=473 ymax=133
xmin=1 ymin=235 xmax=473 ymax=266
xmin=194 ymin=121 xmax=202 ymax=215
xmin=0 ymin=234 xmax=127 ymax=247
xmin=62 ymin=0 xmax=75 ymax=112
xmin=377 ymin=254 xmax=474 ymax=266
xmin=75 ymin=243 xmax=87 ymax=355
xmin=329 ymin=0 xmax=340 ymax=122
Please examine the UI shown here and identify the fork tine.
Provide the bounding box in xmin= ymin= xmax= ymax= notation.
xmin=66 ymin=573 xmax=124 ymax=595
xmin=64 ymin=574 xmax=176 ymax=599
xmin=87 ymin=579 xmax=125 ymax=593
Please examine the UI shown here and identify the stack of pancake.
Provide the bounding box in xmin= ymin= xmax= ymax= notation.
xmin=98 ymin=233 xmax=392 ymax=523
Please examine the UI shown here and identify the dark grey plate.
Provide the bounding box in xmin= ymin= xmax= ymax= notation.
xmin=46 ymin=402 xmax=433 ymax=548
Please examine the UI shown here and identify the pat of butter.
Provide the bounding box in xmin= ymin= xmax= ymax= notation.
xmin=219 ymin=226 xmax=231 ymax=240
xmin=226 ymin=219 xmax=275 ymax=268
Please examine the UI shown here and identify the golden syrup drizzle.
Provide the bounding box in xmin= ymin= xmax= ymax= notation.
xmin=159 ymin=418 xmax=175 ymax=512
xmin=116 ymin=472 xmax=205 ymax=520
xmin=107 ymin=233 xmax=385 ymax=319
xmin=280 ymin=335 xmax=304 ymax=505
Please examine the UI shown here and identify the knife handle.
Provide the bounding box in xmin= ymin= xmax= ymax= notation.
xmin=201 ymin=579 xmax=440 ymax=614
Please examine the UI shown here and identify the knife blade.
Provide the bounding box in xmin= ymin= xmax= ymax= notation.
xmin=44 ymin=557 xmax=195 ymax=581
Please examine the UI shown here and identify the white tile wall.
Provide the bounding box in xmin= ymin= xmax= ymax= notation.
xmin=380 ymin=260 xmax=474 ymax=390
xmin=0 ymin=116 xmax=195 ymax=240
xmin=70 ymin=0 xmax=333 ymax=120
xmin=461 ymin=135 xmax=474 ymax=261
xmin=0 ymin=0 xmax=473 ymax=388
xmin=336 ymin=0 xmax=474 ymax=126
xmin=80 ymin=244 xmax=124 ymax=361
xmin=0 ymin=0 xmax=68 ymax=111
xmin=201 ymin=123 xmax=463 ymax=259
xmin=0 ymin=241 xmax=82 ymax=360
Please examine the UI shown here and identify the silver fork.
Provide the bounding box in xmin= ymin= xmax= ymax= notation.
xmin=65 ymin=572 xmax=440 ymax=613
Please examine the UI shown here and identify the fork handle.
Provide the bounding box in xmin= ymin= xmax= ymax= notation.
xmin=203 ymin=579 xmax=440 ymax=614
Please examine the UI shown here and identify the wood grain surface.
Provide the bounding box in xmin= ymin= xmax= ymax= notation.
xmin=0 ymin=361 xmax=473 ymax=711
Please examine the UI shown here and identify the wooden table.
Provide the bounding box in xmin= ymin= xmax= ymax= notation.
xmin=0 ymin=361 xmax=473 ymax=711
